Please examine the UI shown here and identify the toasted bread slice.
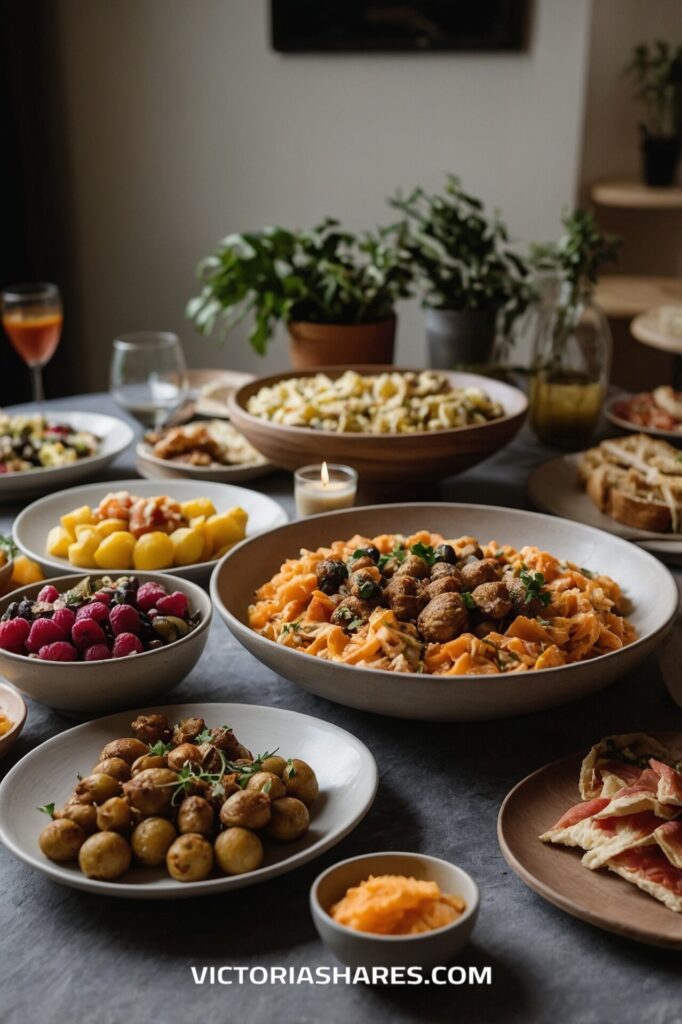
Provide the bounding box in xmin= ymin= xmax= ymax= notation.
xmin=608 ymin=488 xmax=672 ymax=532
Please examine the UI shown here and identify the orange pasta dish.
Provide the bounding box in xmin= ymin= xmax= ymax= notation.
xmin=248 ymin=531 xmax=636 ymax=676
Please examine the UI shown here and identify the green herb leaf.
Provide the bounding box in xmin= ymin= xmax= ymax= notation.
xmin=262 ymin=780 xmax=272 ymax=795
xmin=410 ymin=542 xmax=436 ymax=566
xmin=148 ymin=740 xmax=172 ymax=756
xmin=580 ymin=567 xmax=594 ymax=579
xmin=378 ymin=545 xmax=406 ymax=570
xmin=358 ymin=580 xmax=378 ymax=600
xmin=286 ymin=758 xmax=297 ymax=777
xmin=38 ymin=802 xmax=55 ymax=816
xmin=519 ymin=569 xmax=551 ymax=608
xmin=461 ymin=591 xmax=477 ymax=611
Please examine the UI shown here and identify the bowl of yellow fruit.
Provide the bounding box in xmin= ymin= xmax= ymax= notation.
xmin=12 ymin=480 xmax=287 ymax=587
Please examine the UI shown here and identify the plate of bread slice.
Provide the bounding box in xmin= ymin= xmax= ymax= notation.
xmin=528 ymin=434 xmax=682 ymax=562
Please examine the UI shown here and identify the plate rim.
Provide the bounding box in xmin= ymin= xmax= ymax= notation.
xmin=605 ymin=393 xmax=682 ymax=442
xmin=12 ymin=477 xmax=288 ymax=576
xmin=211 ymin=500 xmax=679 ymax=686
xmin=497 ymin=740 xmax=682 ymax=949
xmin=135 ymin=438 xmax=271 ymax=476
xmin=0 ymin=701 xmax=378 ymax=899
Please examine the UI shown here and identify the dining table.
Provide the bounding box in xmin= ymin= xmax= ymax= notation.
xmin=1 ymin=392 xmax=681 ymax=1024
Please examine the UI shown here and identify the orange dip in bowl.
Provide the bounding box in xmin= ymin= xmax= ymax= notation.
xmin=329 ymin=874 xmax=466 ymax=935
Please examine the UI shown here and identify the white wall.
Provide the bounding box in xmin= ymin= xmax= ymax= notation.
xmin=54 ymin=0 xmax=592 ymax=390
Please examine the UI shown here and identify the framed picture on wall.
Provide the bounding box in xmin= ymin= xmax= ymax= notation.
xmin=271 ymin=0 xmax=529 ymax=54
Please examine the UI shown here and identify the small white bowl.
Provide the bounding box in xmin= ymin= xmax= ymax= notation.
xmin=0 ymin=572 xmax=211 ymax=717
xmin=310 ymin=852 xmax=479 ymax=969
xmin=0 ymin=682 xmax=27 ymax=759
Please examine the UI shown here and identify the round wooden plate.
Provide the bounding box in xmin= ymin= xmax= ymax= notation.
xmin=497 ymin=740 xmax=682 ymax=949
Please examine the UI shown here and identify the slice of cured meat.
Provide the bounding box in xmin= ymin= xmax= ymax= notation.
xmin=591 ymin=769 xmax=680 ymax=821
xmin=606 ymin=845 xmax=682 ymax=913
xmin=579 ymin=734 xmax=674 ymax=799
xmin=581 ymin=811 xmax=663 ymax=870
xmin=654 ymin=820 xmax=682 ymax=870
xmin=539 ymin=797 xmax=611 ymax=848
xmin=649 ymin=759 xmax=682 ymax=807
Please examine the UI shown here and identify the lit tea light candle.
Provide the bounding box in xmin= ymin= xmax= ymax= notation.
xmin=294 ymin=462 xmax=358 ymax=518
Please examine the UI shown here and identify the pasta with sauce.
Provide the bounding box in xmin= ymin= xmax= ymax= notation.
xmin=248 ymin=531 xmax=636 ymax=676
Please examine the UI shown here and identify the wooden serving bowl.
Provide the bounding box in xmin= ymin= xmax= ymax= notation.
xmin=227 ymin=366 xmax=528 ymax=482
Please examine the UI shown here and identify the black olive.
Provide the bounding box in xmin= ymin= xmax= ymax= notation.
xmin=1 ymin=602 xmax=19 ymax=621
xmin=17 ymin=600 xmax=34 ymax=620
xmin=434 ymin=544 xmax=457 ymax=565
xmin=363 ymin=546 xmax=381 ymax=564
xmin=316 ymin=559 xmax=349 ymax=595
xmin=114 ymin=576 xmax=139 ymax=605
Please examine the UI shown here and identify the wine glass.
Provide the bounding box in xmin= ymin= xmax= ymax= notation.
xmin=109 ymin=332 xmax=188 ymax=430
xmin=1 ymin=282 xmax=63 ymax=404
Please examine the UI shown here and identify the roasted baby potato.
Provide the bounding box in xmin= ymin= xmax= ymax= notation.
xmin=78 ymin=831 xmax=132 ymax=880
xmin=92 ymin=756 xmax=132 ymax=782
xmin=282 ymin=759 xmax=319 ymax=806
xmin=96 ymin=796 xmax=132 ymax=833
xmin=246 ymin=771 xmax=286 ymax=801
xmin=267 ymin=797 xmax=310 ymax=843
xmin=214 ymin=828 xmax=263 ymax=875
xmin=74 ymin=773 xmax=123 ymax=805
xmin=166 ymin=833 xmax=214 ymax=882
xmin=177 ymin=796 xmax=214 ymax=836
xmin=122 ymin=768 xmax=179 ymax=817
xmin=99 ymin=738 xmax=149 ymax=766
xmin=39 ymin=819 xmax=87 ymax=862
xmin=131 ymin=817 xmax=177 ymax=867
xmin=219 ymin=789 xmax=271 ymax=830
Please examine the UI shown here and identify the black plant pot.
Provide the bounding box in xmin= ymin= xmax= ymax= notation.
xmin=641 ymin=134 xmax=680 ymax=187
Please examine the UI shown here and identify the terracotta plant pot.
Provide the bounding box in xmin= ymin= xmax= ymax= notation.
xmin=288 ymin=317 xmax=396 ymax=370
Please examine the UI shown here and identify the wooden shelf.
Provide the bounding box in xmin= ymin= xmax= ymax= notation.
xmin=595 ymin=275 xmax=682 ymax=318
xmin=591 ymin=179 xmax=682 ymax=210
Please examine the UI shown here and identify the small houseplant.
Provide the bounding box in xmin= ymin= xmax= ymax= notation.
xmin=186 ymin=219 xmax=412 ymax=369
xmin=528 ymin=209 xmax=621 ymax=448
xmin=390 ymin=175 xmax=531 ymax=368
xmin=625 ymin=40 xmax=682 ymax=186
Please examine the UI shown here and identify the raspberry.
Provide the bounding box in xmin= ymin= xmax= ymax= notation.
xmin=84 ymin=643 xmax=112 ymax=661
xmin=37 ymin=585 xmax=60 ymax=604
xmin=72 ymin=618 xmax=106 ymax=649
xmin=135 ymin=582 xmax=167 ymax=612
xmin=92 ymin=590 xmax=112 ymax=606
xmin=39 ymin=641 xmax=77 ymax=662
xmin=27 ymin=618 xmax=65 ymax=654
xmin=112 ymin=632 xmax=144 ymax=657
xmin=51 ymin=607 xmax=76 ymax=638
xmin=76 ymin=601 xmax=109 ymax=625
xmin=156 ymin=591 xmax=188 ymax=618
xmin=0 ymin=617 xmax=30 ymax=654
xmin=109 ymin=604 xmax=141 ymax=636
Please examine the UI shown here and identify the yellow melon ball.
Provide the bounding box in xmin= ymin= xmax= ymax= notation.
xmin=181 ymin=498 xmax=216 ymax=521
xmin=205 ymin=509 xmax=247 ymax=554
xmin=169 ymin=528 xmax=205 ymax=566
xmin=96 ymin=518 xmax=129 ymax=538
xmin=68 ymin=528 xmax=100 ymax=567
xmin=60 ymin=505 xmax=95 ymax=533
xmin=93 ymin=531 xmax=136 ymax=570
xmin=74 ymin=523 xmax=99 ymax=540
xmin=46 ymin=525 xmax=74 ymax=558
xmin=10 ymin=555 xmax=45 ymax=587
xmin=133 ymin=531 xmax=174 ymax=571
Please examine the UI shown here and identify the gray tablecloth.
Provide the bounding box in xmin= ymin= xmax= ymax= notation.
xmin=1 ymin=395 xmax=680 ymax=1024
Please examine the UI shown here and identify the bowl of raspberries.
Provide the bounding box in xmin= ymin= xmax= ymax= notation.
xmin=0 ymin=573 xmax=212 ymax=716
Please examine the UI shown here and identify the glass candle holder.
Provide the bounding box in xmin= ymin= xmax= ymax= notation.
xmin=294 ymin=463 xmax=358 ymax=518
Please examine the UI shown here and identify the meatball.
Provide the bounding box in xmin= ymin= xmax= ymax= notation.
xmin=196 ymin=743 xmax=224 ymax=774
xmin=395 ymin=554 xmax=430 ymax=580
xmin=214 ymin=828 xmax=263 ymax=875
xmin=348 ymin=568 xmax=382 ymax=603
xmin=431 ymin=562 xmax=461 ymax=582
xmin=92 ymin=757 xmax=131 ymax=783
xmin=384 ymin=575 xmax=427 ymax=621
xmin=166 ymin=833 xmax=214 ymax=882
xmin=456 ymin=543 xmax=484 ymax=564
xmin=267 ymin=797 xmax=310 ymax=843
xmin=219 ymin=789 xmax=271 ymax=830
xmin=418 ymin=593 xmax=469 ymax=643
xmin=172 ymin=717 xmax=205 ymax=746
xmin=471 ymin=582 xmax=513 ymax=620
xmin=282 ymin=759 xmax=319 ymax=806
xmin=178 ymin=795 xmax=214 ymax=836
xmin=39 ymin=819 xmax=86 ymax=862
xmin=96 ymin=796 xmax=132 ymax=833
xmin=348 ymin=545 xmax=380 ymax=568
xmin=460 ymin=558 xmax=500 ymax=591
xmin=78 ymin=831 xmax=132 ymax=880
xmin=246 ymin=771 xmax=286 ymax=801
xmin=131 ymin=817 xmax=177 ymax=866
xmin=167 ymin=743 xmax=202 ymax=773
xmin=315 ymin=558 xmax=348 ymax=596
xmin=210 ymin=726 xmax=251 ymax=761
xmin=426 ymin=575 xmax=461 ymax=600
xmin=130 ymin=713 xmax=171 ymax=745
xmin=99 ymin=738 xmax=149 ymax=766
xmin=505 ymin=573 xmax=546 ymax=616
xmin=123 ymin=768 xmax=179 ymax=817
xmin=346 ymin=555 xmax=374 ymax=571
xmin=330 ymin=596 xmax=372 ymax=631
xmin=74 ymin=773 xmax=122 ymax=805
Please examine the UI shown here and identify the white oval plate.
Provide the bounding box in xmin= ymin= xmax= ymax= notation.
xmin=211 ymin=503 xmax=679 ymax=721
xmin=605 ymin=394 xmax=682 ymax=445
xmin=13 ymin=478 xmax=287 ymax=585
xmin=135 ymin=440 xmax=274 ymax=484
xmin=0 ymin=411 xmax=134 ymax=501
xmin=0 ymin=702 xmax=377 ymax=899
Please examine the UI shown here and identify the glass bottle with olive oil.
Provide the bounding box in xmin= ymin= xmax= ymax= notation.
xmin=529 ymin=281 xmax=611 ymax=449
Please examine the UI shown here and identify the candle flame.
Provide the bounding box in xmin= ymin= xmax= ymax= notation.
xmin=320 ymin=461 xmax=330 ymax=488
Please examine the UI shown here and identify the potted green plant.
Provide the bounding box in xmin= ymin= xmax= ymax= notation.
xmin=186 ymin=219 xmax=411 ymax=369
xmin=625 ymin=40 xmax=682 ymax=186
xmin=527 ymin=209 xmax=621 ymax=448
xmin=389 ymin=175 xmax=531 ymax=368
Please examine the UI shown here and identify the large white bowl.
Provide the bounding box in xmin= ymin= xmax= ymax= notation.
xmin=13 ymin=478 xmax=287 ymax=586
xmin=0 ymin=702 xmax=378 ymax=898
xmin=210 ymin=503 xmax=679 ymax=721
xmin=0 ymin=573 xmax=212 ymax=716
xmin=0 ymin=410 xmax=134 ymax=501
